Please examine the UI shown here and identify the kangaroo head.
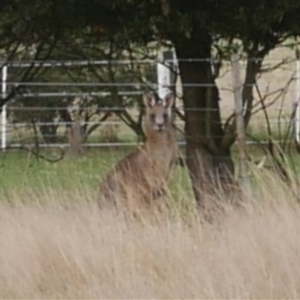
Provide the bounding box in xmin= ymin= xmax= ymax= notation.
xmin=143 ymin=91 xmax=175 ymax=133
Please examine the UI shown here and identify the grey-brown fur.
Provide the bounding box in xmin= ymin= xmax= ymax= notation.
xmin=98 ymin=91 xmax=178 ymax=209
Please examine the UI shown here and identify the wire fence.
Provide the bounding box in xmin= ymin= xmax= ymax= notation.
xmin=0 ymin=55 xmax=299 ymax=151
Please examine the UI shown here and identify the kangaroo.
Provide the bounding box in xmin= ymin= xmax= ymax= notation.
xmin=98 ymin=91 xmax=178 ymax=210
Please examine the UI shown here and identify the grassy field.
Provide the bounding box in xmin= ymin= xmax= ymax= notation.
xmin=0 ymin=148 xmax=300 ymax=298
xmin=2 ymin=145 xmax=298 ymax=201
xmin=0 ymin=148 xmax=193 ymax=203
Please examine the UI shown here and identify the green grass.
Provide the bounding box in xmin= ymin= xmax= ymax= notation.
xmin=0 ymin=149 xmax=126 ymax=198
xmin=0 ymin=148 xmax=193 ymax=204
xmin=1 ymin=145 xmax=300 ymax=205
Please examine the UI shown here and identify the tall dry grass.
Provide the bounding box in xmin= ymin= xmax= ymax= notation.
xmin=1 ymin=172 xmax=300 ymax=299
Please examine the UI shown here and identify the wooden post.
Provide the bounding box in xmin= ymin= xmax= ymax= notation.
xmin=70 ymin=110 xmax=83 ymax=156
xmin=231 ymin=54 xmax=251 ymax=194
xmin=65 ymin=107 xmax=83 ymax=157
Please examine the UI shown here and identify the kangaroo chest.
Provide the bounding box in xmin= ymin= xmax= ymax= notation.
xmin=143 ymin=145 xmax=174 ymax=174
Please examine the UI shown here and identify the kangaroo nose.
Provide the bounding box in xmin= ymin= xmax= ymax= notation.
xmin=157 ymin=124 xmax=163 ymax=131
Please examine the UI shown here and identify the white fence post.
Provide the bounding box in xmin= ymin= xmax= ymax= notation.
xmin=295 ymin=50 xmax=300 ymax=144
xmin=1 ymin=65 xmax=8 ymax=151
xmin=156 ymin=48 xmax=175 ymax=98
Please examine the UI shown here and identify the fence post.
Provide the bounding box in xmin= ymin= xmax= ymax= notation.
xmin=231 ymin=54 xmax=251 ymax=194
xmin=1 ymin=65 xmax=7 ymax=151
xmin=295 ymin=49 xmax=300 ymax=144
xmin=157 ymin=48 xmax=175 ymax=98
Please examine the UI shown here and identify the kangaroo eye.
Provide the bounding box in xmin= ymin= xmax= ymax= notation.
xmin=150 ymin=113 xmax=155 ymax=121
xmin=163 ymin=113 xmax=168 ymax=119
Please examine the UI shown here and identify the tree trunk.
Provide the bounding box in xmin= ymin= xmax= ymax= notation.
xmin=60 ymin=109 xmax=83 ymax=157
xmin=68 ymin=113 xmax=83 ymax=157
xmin=174 ymin=32 xmax=236 ymax=205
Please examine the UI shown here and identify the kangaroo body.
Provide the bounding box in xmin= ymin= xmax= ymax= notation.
xmin=98 ymin=92 xmax=178 ymax=209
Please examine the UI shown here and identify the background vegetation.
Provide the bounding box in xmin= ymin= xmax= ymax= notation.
xmin=1 ymin=1 xmax=300 ymax=298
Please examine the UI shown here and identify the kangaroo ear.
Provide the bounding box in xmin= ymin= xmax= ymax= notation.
xmin=163 ymin=92 xmax=175 ymax=108
xmin=143 ymin=92 xmax=156 ymax=107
